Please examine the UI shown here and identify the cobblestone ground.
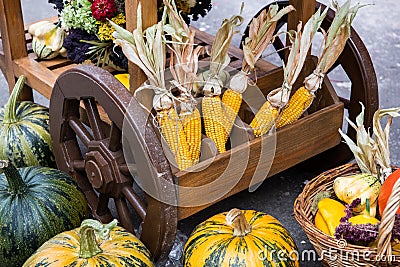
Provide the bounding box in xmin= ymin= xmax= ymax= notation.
xmin=0 ymin=1 xmax=399 ymax=266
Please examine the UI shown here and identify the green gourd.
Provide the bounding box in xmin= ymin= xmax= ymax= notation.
xmin=0 ymin=160 xmax=89 ymax=266
xmin=0 ymin=76 xmax=56 ymax=168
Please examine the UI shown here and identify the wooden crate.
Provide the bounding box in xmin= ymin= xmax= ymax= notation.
xmin=176 ymin=58 xmax=344 ymax=219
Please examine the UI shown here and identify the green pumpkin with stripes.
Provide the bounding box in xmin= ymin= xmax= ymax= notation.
xmin=23 ymin=219 xmax=155 ymax=267
xmin=0 ymin=160 xmax=89 ymax=266
xmin=184 ymin=209 xmax=300 ymax=267
xmin=0 ymin=75 xmax=56 ymax=168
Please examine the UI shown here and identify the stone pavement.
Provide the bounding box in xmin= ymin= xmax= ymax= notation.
xmin=0 ymin=1 xmax=399 ymax=266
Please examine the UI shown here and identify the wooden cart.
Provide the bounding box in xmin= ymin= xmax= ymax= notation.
xmin=0 ymin=0 xmax=378 ymax=265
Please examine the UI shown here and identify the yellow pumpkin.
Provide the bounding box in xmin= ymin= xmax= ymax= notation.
xmin=115 ymin=73 xmax=130 ymax=89
xmin=23 ymin=219 xmax=154 ymax=267
xmin=314 ymin=198 xmax=346 ymax=236
xmin=184 ymin=209 xmax=299 ymax=267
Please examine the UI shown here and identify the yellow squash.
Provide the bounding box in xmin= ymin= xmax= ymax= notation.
xmin=314 ymin=198 xmax=346 ymax=236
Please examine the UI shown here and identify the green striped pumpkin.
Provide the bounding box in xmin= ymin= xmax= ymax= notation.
xmin=0 ymin=160 xmax=89 ymax=266
xmin=184 ymin=209 xmax=300 ymax=267
xmin=23 ymin=219 xmax=155 ymax=267
xmin=0 ymin=76 xmax=56 ymax=168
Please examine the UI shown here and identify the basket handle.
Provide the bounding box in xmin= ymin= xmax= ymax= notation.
xmin=376 ymin=175 xmax=400 ymax=262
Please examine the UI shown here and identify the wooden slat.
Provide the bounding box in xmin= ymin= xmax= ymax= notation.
xmin=13 ymin=56 xmax=57 ymax=99
xmin=52 ymin=63 xmax=79 ymax=77
xmin=39 ymin=57 xmax=73 ymax=69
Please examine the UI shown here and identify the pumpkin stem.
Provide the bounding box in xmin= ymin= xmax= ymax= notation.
xmin=3 ymin=76 xmax=26 ymax=124
xmin=79 ymin=219 xmax=118 ymax=259
xmin=0 ymin=160 xmax=26 ymax=195
xmin=226 ymin=208 xmax=252 ymax=237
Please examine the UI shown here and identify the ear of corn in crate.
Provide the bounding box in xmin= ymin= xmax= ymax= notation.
xmin=277 ymin=0 xmax=362 ymax=128
xmin=165 ymin=0 xmax=204 ymax=165
xmin=250 ymin=8 xmax=326 ymax=137
xmin=111 ymin=3 xmax=198 ymax=170
xmin=199 ymin=12 xmax=243 ymax=153
xmin=222 ymin=4 xmax=294 ymax=143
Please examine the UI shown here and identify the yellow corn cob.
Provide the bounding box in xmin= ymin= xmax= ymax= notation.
xmin=202 ymin=96 xmax=228 ymax=153
xmin=222 ymin=88 xmax=242 ymax=143
xmin=157 ymin=108 xmax=193 ymax=170
xmin=276 ymin=86 xmax=313 ymax=128
xmin=181 ymin=108 xmax=202 ymax=164
xmin=250 ymin=101 xmax=279 ymax=137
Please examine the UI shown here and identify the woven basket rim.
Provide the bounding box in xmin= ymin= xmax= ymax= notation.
xmin=294 ymin=163 xmax=400 ymax=264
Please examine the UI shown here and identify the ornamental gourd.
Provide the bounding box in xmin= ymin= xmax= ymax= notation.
xmin=0 ymin=160 xmax=89 ymax=266
xmin=0 ymin=76 xmax=56 ymax=168
xmin=23 ymin=219 xmax=155 ymax=267
xmin=314 ymin=197 xmax=346 ymax=236
xmin=184 ymin=208 xmax=299 ymax=267
xmin=28 ymin=20 xmax=66 ymax=60
xmin=333 ymin=173 xmax=381 ymax=217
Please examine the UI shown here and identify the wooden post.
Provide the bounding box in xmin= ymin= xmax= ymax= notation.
xmin=288 ymin=0 xmax=317 ymax=32
xmin=125 ymin=0 xmax=158 ymax=94
xmin=0 ymin=0 xmax=33 ymax=100
xmin=288 ymin=0 xmax=317 ymax=74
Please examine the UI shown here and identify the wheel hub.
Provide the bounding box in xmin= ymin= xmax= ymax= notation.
xmin=85 ymin=140 xmax=129 ymax=196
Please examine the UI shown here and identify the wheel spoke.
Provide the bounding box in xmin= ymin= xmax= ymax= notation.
xmin=109 ymin=122 xmax=122 ymax=152
xmin=72 ymin=160 xmax=85 ymax=171
xmin=327 ymin=60 xmax=341 ymax=74
xmin=119 ymin=163 xmax=137 ymax=176
xmin=73 ymin=172 xmax=99 ymax=209
xmin=339 ymin=97 xmax=351 ymax=109
xmin=115 ymin=197 xmax=135 ymax=233
xmin=273 ymin=37 xmax=286 ymax=60
xmin=122 ymin=186 xmax=146 ymax=220
xmin=69 ymin=116 xmax=93 ymax=146
xmin=83 ymin=98 xmax=105 ymax=140
xmin=96 ymin=193 xmax=111 ymax=217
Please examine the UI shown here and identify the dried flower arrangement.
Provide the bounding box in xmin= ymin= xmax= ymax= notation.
xmin=47 ymin=0 xmax=211 ymax=69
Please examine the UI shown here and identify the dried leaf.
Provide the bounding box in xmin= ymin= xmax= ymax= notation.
xmin=242 ymin=4 xmax=294 ymax=73
xmin=372 ymin=107 xmax=400 ymax=181
xmin=268 ymin=8 xmax=326 ymax=108
xmin=339 ymin=128 xmax=371 ymax=174
xmin=210 ymin=14 xmax=243 ymax=75
xmin=319 ymin=0 xmax=364 ymax=74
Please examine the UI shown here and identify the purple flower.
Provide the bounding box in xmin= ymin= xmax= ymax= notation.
xmin=48 ymin=0 xmax=64 ymax=12
xmin=63 ymin=29 xmax=98 ymax=63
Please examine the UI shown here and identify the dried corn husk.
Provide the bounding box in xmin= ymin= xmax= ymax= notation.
xmin=242 ymin=4 xmax=295 ymax=73
xmin=304 ymin=0 xmax=363 ymax=93
xmin=164 ymin=0 xmax=204 ymax=99
xmin=112 ymin=4 xmax=197 ymax=170
xmin=200 ymin=12 xmax=243 ymax=97
xmin=229 ymin=4 xmax=295 ymax=94
xmin=339 ymin=103 xmax=400 ymax=183
xmin=111 ymin=4 xmax=168 ymax=91
xmin=372 ymin=107 xmax=400 ymax=181
xmin=267 ymin=7 xmax=327 ymax=109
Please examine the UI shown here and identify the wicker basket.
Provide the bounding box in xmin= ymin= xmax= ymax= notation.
xmin=294 ymin=163 xmax=400 ymax=266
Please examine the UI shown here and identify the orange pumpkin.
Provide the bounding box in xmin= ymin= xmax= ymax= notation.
xmin=378 ymin=169 xmax=400 ymax=216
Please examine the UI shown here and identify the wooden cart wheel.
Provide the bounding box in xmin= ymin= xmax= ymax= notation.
xmin=49 ymin=65 xmax=177 ymax=265
xmin=242 ymin=1 xmax=379 ymax=169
